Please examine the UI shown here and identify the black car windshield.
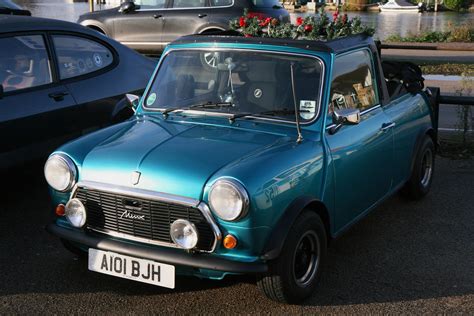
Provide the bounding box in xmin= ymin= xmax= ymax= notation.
xmin=143 ymin=50 xmax=323 ymax=122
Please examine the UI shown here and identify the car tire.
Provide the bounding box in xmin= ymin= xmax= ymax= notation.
xmin=200 ymin=51 xmax=220 ymax=71
xmin=401 ymin=136 xmax=435 ymax=200
xmin=257 ymin=211 xmax=327 ymax=303
xmin=61 ymin=239 xmax=86 ymax=258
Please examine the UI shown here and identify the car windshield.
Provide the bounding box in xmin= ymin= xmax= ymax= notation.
xmin=143 ymin=50 xmax=323 ymax=122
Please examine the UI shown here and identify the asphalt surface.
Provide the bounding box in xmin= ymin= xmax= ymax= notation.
xmin=1 ymin=157 xmax=473 ymax=314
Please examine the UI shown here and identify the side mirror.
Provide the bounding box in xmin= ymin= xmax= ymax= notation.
xmin=118 ymin=1 xmax=137 ymax=13
xmin=329 ymin=108 xmax=360 ymax=134
xmin=125 ymin=94 xmax=140 ymax=112
xmin=332 ymin=108 xmax=361 ymax=125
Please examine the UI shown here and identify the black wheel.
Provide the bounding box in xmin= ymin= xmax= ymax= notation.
xmin=61 ymin=239 xmax=86 ymax=258
xmin=257 ymin=211 xmax=327 ymax=303
xmin=401 ymin=136 xmax=435 ymax=200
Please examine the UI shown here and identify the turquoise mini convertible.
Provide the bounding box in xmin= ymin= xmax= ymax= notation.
xmin=45 ymin=33 xmax=439 ymax=303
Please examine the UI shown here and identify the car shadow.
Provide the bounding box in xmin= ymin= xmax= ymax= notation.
xmin=0 ymin=157 xmax=473 ymax=308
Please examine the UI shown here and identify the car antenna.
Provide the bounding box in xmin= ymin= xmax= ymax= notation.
xmin=290 ymin=62 xmax=303 ymax=144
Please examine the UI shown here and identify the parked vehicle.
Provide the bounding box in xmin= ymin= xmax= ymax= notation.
xmin=0 ymin=0 xmax=31 ymax=16
xmin=78 ymin=0 xmax=290 ymax=54
xmin=0 ymin=16 xmax=155 ymax=169
xmin=45 ymin=32 xmax=439 ymax=303
xmin=379 ymin=0 xmax=424 ymax=12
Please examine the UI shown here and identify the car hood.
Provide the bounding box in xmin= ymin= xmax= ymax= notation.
xmin=80 ymin=117 xmax=289 ymax=199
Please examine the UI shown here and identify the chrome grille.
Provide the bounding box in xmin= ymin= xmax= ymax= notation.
xmin=75 ymin=187 xmax=215 ymax=251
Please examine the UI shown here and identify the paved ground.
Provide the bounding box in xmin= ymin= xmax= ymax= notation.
xmin=0 ymin=156 xmax=473 ymax=314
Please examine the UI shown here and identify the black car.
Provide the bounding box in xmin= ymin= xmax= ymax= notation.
xmin=0 ymin=16 xmax=155 ymax=169
xmin=0 ymin=0 xmax=31 ymax=16
xmin=78 ymin=0 xmax=290 ymax=54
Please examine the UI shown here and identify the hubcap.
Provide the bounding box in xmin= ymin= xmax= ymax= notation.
xmin=420 ymin=148 xmax=433 ymax=187
xmin=203 ymin=52 xmax=219 ymax=68
xmin=293 ymin=231 xmax=320 ymax=287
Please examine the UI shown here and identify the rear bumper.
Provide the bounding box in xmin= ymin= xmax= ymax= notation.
xmin=46 ymin=223 xmax=268 ymax=274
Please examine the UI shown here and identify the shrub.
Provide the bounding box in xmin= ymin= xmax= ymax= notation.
xmin=444 ymin=0 xmax=465 ymax=11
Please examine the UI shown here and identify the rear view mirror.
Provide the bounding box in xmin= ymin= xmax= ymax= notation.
xmin=329 ymin=108 xmax=361 ymax=134
xmin=118 ymin=1 xmax=137 ymax=13
xmin=332 ymin=108 xmax=361 ymax=125
xmin=125 ymin=94 xmax=140 ymax=112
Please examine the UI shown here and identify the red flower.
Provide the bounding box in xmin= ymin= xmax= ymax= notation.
xmin=239 ymin=17 xmax=246 ymax=28
xmin=342 ymin=14 xmax=348 ymax=24
xmin=332 ymin=9 xmax=339 ymax=22
xmin=271 ymin=18 xmax=279 ymax=26
xmin=244 ymin=34 xmax=252 ymax=38
xmin=259 ymin=17 xmax=271 ymax=27
xmin=304 ymin=24 xmax=313 ymax=32
xmin=296 ymin=17 xmax=304 ymax=26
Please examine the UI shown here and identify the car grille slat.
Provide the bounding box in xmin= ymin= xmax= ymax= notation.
xmin=76 ymin=187 xmax=215 ymax=251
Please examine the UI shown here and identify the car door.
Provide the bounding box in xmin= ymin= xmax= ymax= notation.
xmin=113 ymin=0 xmax=167 ymax=52
xmin=325 ymin=49 xmax=394 ymax=232
xmin=160 ymin=0 xmax=209 ymax=45
xmin=50 ymin=33 xmax=118 ymax=134
xmin=0 ymin=33 xmax=77 ymax=166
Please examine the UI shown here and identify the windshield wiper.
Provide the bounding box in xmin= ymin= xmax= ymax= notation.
xmin=229 ymin=108 xmax=310 ymax=122
xmin=161 ymin=101 xmax=234 ymax=118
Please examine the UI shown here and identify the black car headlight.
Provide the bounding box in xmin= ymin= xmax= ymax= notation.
xmin=208 ymin=179 xmax=249 ymax=221
xmin=44 ymin=154 xmax=77 ymax=192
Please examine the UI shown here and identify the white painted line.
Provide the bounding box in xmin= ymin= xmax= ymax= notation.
xmin=439 ymin=128 xmax=473 ymax=132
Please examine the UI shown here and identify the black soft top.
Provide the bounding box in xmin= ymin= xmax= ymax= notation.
xmin=172 ymin=31 xmax=376 ymax=54
xmin=0 ymin=15 xmax=88 ymax=34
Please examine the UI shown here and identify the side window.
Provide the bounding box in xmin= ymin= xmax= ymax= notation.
xmin=0 ymin=35 xmax=52 ymax=93
xmin=133 ymin=0 xmax=166 ymax=9
xmin=329 ymin=50 xmax=378 ymax=114
xmin=210 ymin=0 xmax=232 ymax=6
xmin=172 ymin=0 xmax=206 ymax=8
xmin=52 ymin=35 xmax=114 ymax=80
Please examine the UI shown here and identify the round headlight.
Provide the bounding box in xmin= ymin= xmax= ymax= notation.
xmin=65 ymin=198 xmax=86 ymax=228
xmin=170 ymin=219 xmax=198 ymax=249
xmin=208 ymin=179 xmax=249 ymax=221
xmin=44 ymin=154 xmax=77 ymax=192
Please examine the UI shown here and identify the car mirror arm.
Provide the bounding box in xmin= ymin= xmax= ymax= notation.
xmin=125 ymin=94 xmax=139 ymax=113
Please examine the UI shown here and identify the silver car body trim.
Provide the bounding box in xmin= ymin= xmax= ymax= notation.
xmin=71 ymin=180 xmax=222 ymax=252
xmin=135 ymin=1 xmax=234 ymax=11
xmin=141 ymin=47 xmax=326 ymax=126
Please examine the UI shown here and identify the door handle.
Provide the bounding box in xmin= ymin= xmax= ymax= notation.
xmin=381 ymin=122 xmax=396 ymax=131
xmin=198 ymin=13 xmax=207 ymax=18
xmin=48 ymin=91 xmax=69 ymax=101
xmin=153 ymin=14 xmax=162 ymax=19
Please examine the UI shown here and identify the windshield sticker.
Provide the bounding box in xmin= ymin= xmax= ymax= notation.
xmin=146 ymin=93 xmax=157 ymax=106
xmin=300 ymin=100 xmax=316 ymax=120
xmin=93 ymin=53 xmax=103 ymax=67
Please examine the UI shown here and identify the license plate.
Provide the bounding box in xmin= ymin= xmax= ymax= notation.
xmin=88 ymin=249 xmax=175 ymax=289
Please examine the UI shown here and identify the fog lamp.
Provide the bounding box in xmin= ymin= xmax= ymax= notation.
xmin=65 ymin=198 xmax=86 ymax=228
xmin=170 ymin=219 xmax=198 ymax=250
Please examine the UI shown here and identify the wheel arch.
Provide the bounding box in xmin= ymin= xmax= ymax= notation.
xmin=81 ymin=21 xmax=108 ymax=36
xmin=261 ymin=196 xmax=332 ymax=261
xmin=198 ymin=26 xmax=226 ymax=34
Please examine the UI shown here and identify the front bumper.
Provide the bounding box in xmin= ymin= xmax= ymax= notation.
xmin=46 ymin=223 xmax=268 ymax=274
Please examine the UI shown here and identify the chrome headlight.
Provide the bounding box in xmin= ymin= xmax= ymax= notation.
xmin=208 ymin=179 xmax=249 ymax=221
xmin=65 ymin=198 xmax=87 ymax=228
xmin=170 ymin=219 xmax=199 ymax=249
xmin=44 ymin=154 xmax=77 ymax=192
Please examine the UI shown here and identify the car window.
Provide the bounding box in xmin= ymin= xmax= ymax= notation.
xmin=210 ymin=0 xmax=232 ymax=6
xmin=171 ymin=0 xmax=207 ymax=8
xmin=52 ymin=35 xmax=114 ymax=80
xmin=252 ymin=0 xmax=281 ymax=8
xmin=145 ymin=50 xmax=323 ymax=122
xmin=0 ymin=35 xmax=52 ymax=93
xmin=329 ymin=50 xmax=378 ymax=114
xmin=133 ymin=0 xmax=166 ymax=9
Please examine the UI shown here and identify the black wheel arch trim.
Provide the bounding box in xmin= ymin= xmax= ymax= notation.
xmin=46 ymin=223 xmax=268 ymax=274
xmin=261 ymin=196 xmax=330 ymax=261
